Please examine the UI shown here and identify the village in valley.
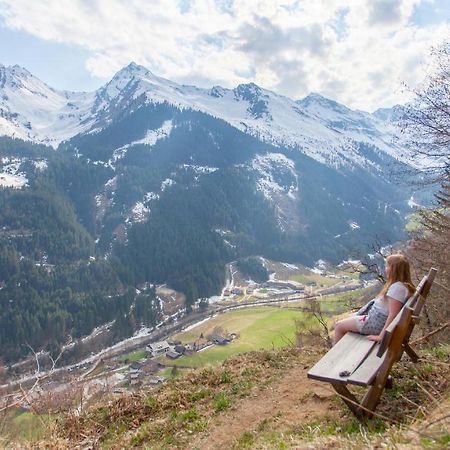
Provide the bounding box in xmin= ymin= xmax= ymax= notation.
xmin=0 ymin=258 xmax=368 ymax=412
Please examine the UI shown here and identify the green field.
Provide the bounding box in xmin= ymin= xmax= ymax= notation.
xmin=289 ymin=272 xmax=338 ymax=287
xmin=288 ymin=288 xmax=368 ymax=313
xmin=120 ymin=350 xmax=148 ymax=363
xmin=289 ymin=270 xmax=359 ymax=288
xmin=164 ymin=307 xmax=315 ymax=368
xmin=0 ymin=409 xmax=52 ymax=444
xmin=157 ymin=288 xmax=367 ymax=369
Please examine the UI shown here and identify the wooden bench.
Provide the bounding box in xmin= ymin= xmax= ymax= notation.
xmin=307 ymin=268 xmax=437 ymax=419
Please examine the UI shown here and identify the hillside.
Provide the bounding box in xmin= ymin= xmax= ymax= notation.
xmin=9 ymin=343 xmax=448 ymax=449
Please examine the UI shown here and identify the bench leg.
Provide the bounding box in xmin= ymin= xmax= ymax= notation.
xmin=361 ymin=384 xmax=384 ymax=418
xmin=331 ymin=383 xmax=364 ymax=420
xmin=403 ymin=343 xmax=419 ymax=363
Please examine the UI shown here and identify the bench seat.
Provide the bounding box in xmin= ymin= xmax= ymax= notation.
xmin=307 ymin=332 xmax=377 ymax=385
xmin=307 ymin=268 xmax=437 ymax=419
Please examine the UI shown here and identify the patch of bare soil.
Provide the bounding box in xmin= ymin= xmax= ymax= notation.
xmin=190 ymin=365 xmax=338 ymax=450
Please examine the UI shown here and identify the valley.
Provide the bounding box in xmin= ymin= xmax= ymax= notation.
xmin=0 ymin=260 xmax=369 ymax=423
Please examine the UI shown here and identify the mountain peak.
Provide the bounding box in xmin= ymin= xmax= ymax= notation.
xmin=298 ymin=92 xmax=351 ymax=114
xmin=0 ymin=64 xmax=32 ymax=80
xmin=235 ymin=82 xmax=263 ymax=101
xmin=0 ymin=63 xmax=47 ymax=92
xmin=372 ymin=104 xmax=405 ymax=122
xmin=114 ymin=62 xmax=155 ymax=80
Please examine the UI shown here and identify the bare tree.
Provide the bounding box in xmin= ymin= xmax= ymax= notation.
xmin=402 ymin=40 xmax=450 ymax=341
xmin=401 ymin=41 xmax=450 ymax=179
xmin=295 ymin=298 xmax=332 ymax=349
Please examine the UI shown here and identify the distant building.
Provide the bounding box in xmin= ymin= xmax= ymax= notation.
xmin=147 ymin=341 xmax=171 ymax=356
xmin=129 ymin=362 xmax=143 ymax=386
xmin=130 ymin=372 xmax=141 ymax=386
xmin=263 ymin=280 xmax=304 ymax=290
xmin=210 ymin=334 xmax=230 ymax=345
xmin=174 ymin=344 xmax=186 ymax=354
xmin=130 ymin=361 xmax=142 ymax=371
xmin=166 ymin=350 xmax=182 ymax=359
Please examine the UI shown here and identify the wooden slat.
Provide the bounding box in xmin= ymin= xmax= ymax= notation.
xmin=413 ymin=268 xmax=437 ymax=316
xmin=403 ymin=343 xmax=419 ymax=362
xmin=307 ymin=333 xmax=376 ymax=383
xmin=407 ymin=275 xmax=428 ymax=310
xmin=347 ymin=345 xmax=387 ymax=386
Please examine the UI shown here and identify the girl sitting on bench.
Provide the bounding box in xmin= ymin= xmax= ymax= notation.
xmin=334 ymin=254 xmax=415 ymax=344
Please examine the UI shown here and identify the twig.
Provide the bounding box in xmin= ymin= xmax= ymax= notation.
xmin=433 ymin=280 xmax=450 ymax=293
xmin=280 ymin=334 xmax=294 ymax=347
xmin=419 ymin=357 xmax=450 ymax=367
xmin=416 ymin=382 xmax=441 ymax=405
xmin=421 ymin=412 xmax=450 ymax=429
xmin=0 ymin=342 xmax=67 ymax=413
xmin=410 ymin=322 xmax=450 ymax=344
xmin=399 ymin=393 xmax=422 ymax=410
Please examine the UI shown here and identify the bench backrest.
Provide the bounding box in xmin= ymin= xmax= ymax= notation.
xmin=377 ymin=268 xmax=437 ymax=358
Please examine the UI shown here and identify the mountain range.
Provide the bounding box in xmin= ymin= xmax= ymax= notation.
xmin=0 ymin=62 xmax=427 ymax=361
xmin=1 ymin=62 xmax=410 ymax=166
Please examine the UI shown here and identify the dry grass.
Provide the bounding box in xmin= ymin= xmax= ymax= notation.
xmin=23 ymin=341 xmax=449 ymax=450
xmin=44 ymin=348 xmax=318 ymax=449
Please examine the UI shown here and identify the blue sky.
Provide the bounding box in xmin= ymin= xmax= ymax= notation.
xmin=1 ymin=0 xmax=449 ymax=111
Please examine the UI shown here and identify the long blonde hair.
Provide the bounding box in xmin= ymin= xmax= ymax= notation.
xmin=379 ymin=254 xmax=415 ymax=298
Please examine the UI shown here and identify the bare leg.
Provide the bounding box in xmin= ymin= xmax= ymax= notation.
xmin=334 ymin=316 xmax=364 ymax=344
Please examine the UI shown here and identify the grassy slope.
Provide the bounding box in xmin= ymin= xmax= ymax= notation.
xmin=35 ymin=344 xmax=450 ymax=450
xmin=0 ymin=409 xmax=53 ymax=447
xmin=167 ymin=307 xmax=314 ymax=368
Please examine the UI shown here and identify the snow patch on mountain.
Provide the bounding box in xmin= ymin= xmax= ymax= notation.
xmin=0 ymin=171 xmax=27 ymax=188
xmin=33 ymin=160 xmax=48 ymax=171
xmin=252 ymin=153 xmax=298 ymax=201
xmin=180 ymin=164 xmax=219 ymax=174
xmin=110 ymin=120 xmax=174 ymax=166
xmin=128 ymin=201 xmax=150 ymax=223
xmin=0 ymin=157 xmax=28 ymax=188
xmin=144 ymin=192 xmax=159 ymax=202
xmin=161 ymin=178 xmax=175 ymax=191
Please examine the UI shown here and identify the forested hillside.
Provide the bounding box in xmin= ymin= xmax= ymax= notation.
xmin=0 ymin=138 xmax=160 ymax=362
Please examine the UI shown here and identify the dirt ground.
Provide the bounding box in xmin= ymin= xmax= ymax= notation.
xmin=191 ymin=364 xmax=339 ymax=450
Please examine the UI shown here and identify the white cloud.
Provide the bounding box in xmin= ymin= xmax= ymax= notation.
xmin=0 ymin=0 xmax=448 ymax=110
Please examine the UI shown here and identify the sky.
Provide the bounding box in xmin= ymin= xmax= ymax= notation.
xmin=0 ymin=0 xmax=449 ymax=112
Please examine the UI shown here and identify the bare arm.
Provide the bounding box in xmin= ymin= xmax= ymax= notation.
xmin=367 ymin=296 xmax=403 ymax=342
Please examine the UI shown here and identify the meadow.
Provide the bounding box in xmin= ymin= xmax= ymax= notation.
xmin=162 ymin=288 xmax=364 ymax=368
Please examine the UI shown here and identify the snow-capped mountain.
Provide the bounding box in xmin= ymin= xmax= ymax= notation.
xmin=0 ymin=62 xmax=409 ymax=170
xmin=0 ymin=60 xmax=427 ymax=260
xmin=0 ymin=64 xmax=96 ymax=145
